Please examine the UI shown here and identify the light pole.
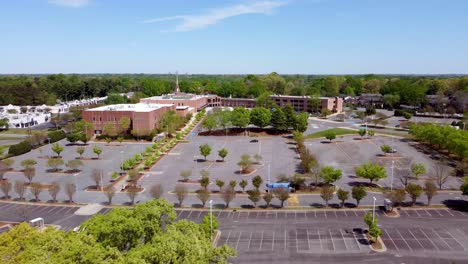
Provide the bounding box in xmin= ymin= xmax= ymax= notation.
xmin=120 ymin=151 xmax=124 ymax=174
xmin=100 ymin=170 xmax=104 ymax=191
xmin=209 ymin=200 xmax=213 ymax=237
xmin=372 ymin=196 xmax=377 ymax=224
xmin=267 ymin=163 xmax=271 ymax=185
xmin=390 ymin=160 xmax=394 ymax=191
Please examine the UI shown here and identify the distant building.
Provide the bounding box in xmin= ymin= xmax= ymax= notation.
xmin=82 ymin=103 xmax=175 ymax=135
xmin=358 ymin=93 xmax=383 ymax=108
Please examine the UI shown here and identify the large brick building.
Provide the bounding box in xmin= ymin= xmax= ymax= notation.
xmin=82 ymin=103 xmax=175 ymax=135
xmin=140 ymin=93 xmax=221 ymax=112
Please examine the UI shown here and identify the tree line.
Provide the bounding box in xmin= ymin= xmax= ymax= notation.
xmin=1 ymin=74 xmax=467 ymax=107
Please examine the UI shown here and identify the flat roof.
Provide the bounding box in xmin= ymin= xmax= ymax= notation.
xmin=143 ymin=93 xmax=217 ymax=101
xmin=86 ymin=103 xmax=173 ymax=112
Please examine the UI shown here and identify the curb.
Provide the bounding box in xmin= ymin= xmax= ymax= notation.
xmin=369 ymin=236 xmax=387 ymax=253
xmin=212 ymin=230 xmax=221 ymax=246
xmin=383 ymin=209 xmax=400 ymax=218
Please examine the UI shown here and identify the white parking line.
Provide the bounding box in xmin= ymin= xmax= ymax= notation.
xmin=259 ymin=231 xmax=264 ymax=251
xmin=187 ymin=210 xmax=193 ymax=218
xmin=328 ymin=229 xmax=335 ymax=252
xmin=401 ymin=210 xmax=410 ymax=216
xmin=396 ymin=229 xmax=413 ymax=252
xmin=339 ymin=229 xmax=348 ymax=251
xmin=445 ymin=209 xmax=455 ymax=217
xmin=353 ymin=211 xmax=358 ymax=217
xmin=418 ymin=228 xmax=439 ymax=251
xmin=447 ymin=230 xmax=467 ymax=250
xmin=318 ymin=228 xmax=323 ymax=251
xmin=434 ymin=210 xmax=443 ymax=216
xmin=413 ymin=210 xmax=422 ymax=217
xmin=424 ymin=210 xmax=432 ymax=217
xmin=295 ymin=229 xmax=299 ymax=252
xmin=272 ymin=231 xmax=275 ymax=251
xmin=432 ymin=228 xmax=452 ymax=250
xmin=306 ymin=229 xmax=311 ymax=251
xmin=284 ymin=230 xmax=287 ymax=251
xmin=236 ymin=231 xmax=242 ymax=250
xmin=225 ymin=230 xmax=232 ymax=244
xmin=343 ymin=210 xmax=348 ymax=217
xmin=383 ymin=230 xmax=399 ymax=251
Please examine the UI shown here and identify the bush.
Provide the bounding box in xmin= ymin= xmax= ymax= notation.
xmin=8 ymin=141 xmax=32 ymax=156
xmin=47 ymin=130 xmax=66 ymax=143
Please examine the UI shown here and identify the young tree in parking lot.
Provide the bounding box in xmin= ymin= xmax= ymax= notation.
xmin=47 ymin=158 xmax=64 ymax=172
xmin=252 ymin=175 xmax=263 ymax=191
xmin=239 ymin=179 xmax=248 ymax=192
xmin=247 ymin=189 xmax=261 ymax=207
xmin=221 ymin=187 xmax=236 ymax=208
xmin=337 ymin=189 xmax=349 ymax=208
xmin=273 ymin=187 xmax=290 ymax=208
xmin=351 ymin=186 xmax=367 ymax=207
xmin=385 ymin=189 xmax=407 ymax=207
xmin=321 ymin=166 xmax=342 ymax=185
xmin=76 ymin=146 xmax=85 ymax=159
xmin=380 ymin=144 xmax=391 ymax=156
xmin=367 ymin=130 xmax=375 ymax=137
xmin=229 ymin=180 xmax=237 ymax=191
xmin=196 ymin=188 xmax=211 ymax=207
xmin=180 ymin=170 xmax=192 ymax=182
xmin=253 ymin=154 xmax=262 ymax=164
xmin=411 ymin=163 xmax=426 ymax=179
xmin=66 ymin=159 xmax=83 ymax=172
xmin=460 ymin=177 xmax=468 ymax=196
xmin=202 ymin=115 xmax=218 ymax=132
xmin=215 ymin=179 xmax=225 ymax=192
xmin=406 ymin=183 xmax=423 ymax=206
xmin=105 ymin=186 xmax=116 ymax=205
xmin=91 ymin=168 xmax=103 ymax=190
xmin=238 ymin=154 xmax=252 ymax=173
xmin=65 ymin=183 xmax=76 ymax=203
xmin=30 ymin=182 xmax=43 ymax=201
xmin=48 ymin=182 xmax=60 ymax=203
xmin=23 ymin=167 xmax=36 ymax=184
xmin=320 ymin=185 xmax=334 ymax=208
xmin=14 ymin=180 xmax=26 ymax=200
xmin=263 ymin=193 xmax=273 ymax=208
xmin=149 ymin=184 xmax=163 ymax=199
xmin=21 ymin=159 xmax=37 ymax=170
xmin=218 ymin=148 xmax=228 ymax=161
xmin=358 ymin=129 xmax=366 ymax=139
xmin=0 ymin=180 xmax=12 ymax=199
xmin=51 ymin=143 xmax=64 ymax=157
xmin=249 ymin=107 xmax=271 ymax=128
xmin=93 ymin=145 xmax=102 ymax=159
xmin=424 ymin=180 xmax=437 ymax=206
xmin=355 ymin=162 xmax=387 ymax=184
xmin=199 ymin=176 xmax=210 ymax=190
xmin=199 ymin=144 xmax=212 ymax=161
xmin=324 ymin=130 xmax=336 ymax=142
xmin=432 ymin=163 xmax=449 ymax=190
xmin=127 ymin=185 xmax=139 ymax=205
xmin=174 ymin=184 xmax=188 ymax=207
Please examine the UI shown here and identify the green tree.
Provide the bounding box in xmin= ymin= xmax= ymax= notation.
xmin=355 ymin=162 xmax=387 ymax=184
xmin=76 ymin=146 xmax=85 ymax=158
xmin=200 ymin=176 xmax=210 ymax=190
xmin=294 ymin=112 xmax=309 ymax=132
xmin=47 ymin=158 xmax=64 ymax=172
xmin=20 ymin=159 xmax=37 ymax=169
xmin=337 ymin=189 xmax=349 ymax=208
xmin=66 ymin=159 xmax=83 ymax=172
xmin=250 ymin=107 xmax=272 ymax=128
xmin=119 ymin=116 xmax=131 ymax=134
xmin=320 ymin=185 xmax=334 ymax=207
xmin=231 ymin=107 xmax=250 ymax=128
xmin=271 ymin=108 xmax=288 ymax=131
xmin=273 ymin=187 xmax=290 ymax=207
xmin=180 ymin=170 xmax=192 ymax=182
xmin=283 ymin=105 xmax=296 ymax=129
xmin=252 ymin=175 xmax=263 ymax=191
xmin=199 ymin=144 xmax=212 ymax=160
xmin=380 ymin=144 xmax=391 ymax=155
xmin=406 ymin=183 xmax=423 ymax=206
xmin=368 ymin=225 xmax=382 ymax=243
xmin=351 ymin=186 xmax=367 ymax=207
xmin=239 ymin=179 xmax=248 ymax=192
xmin=218 ymin=148 xmax=228 ymax=161
xmin=461 ymin=177 xmax=468 ymax=195
xmin=358 ymin=129 xmax=366 ymax=139
xmin=411 ymin=163 xmax=426 ymax=179
xmin=263 ymin=193 xmax=273 ymax=208
xmin=324 ymin=130 xmax=336 ymax=142
xmin=221 ymin=187 xmax=236 ymax=208
xmin=202 ymin=115 xmax=218 ymax=132
xmin=424 ymin=180 xmax=437 ymax=205
xmin=238 ymin=154 xmax=252 ymax=173
xmin=215 ymin=179 xmax=225 ymax=192
xmin=196 ymin=188 xmax=211 ymax=207
xmin=93 ymin=145 xmax=102 ymax=159
xmin=321 ymin=166 xmax=342 ymax=185
xmin=247 ymin=189 xmax=261 ymax=207
xmin=51 ymin=143 xmax=64 ymax=157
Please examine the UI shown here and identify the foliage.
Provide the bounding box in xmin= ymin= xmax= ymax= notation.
xmin=180 ymin=170 xmax=192 ymax=182
xmin=76 ymin=146 xmax=85 ymax=158
xmin=47 ymin=158 xmax=64 ymax=172
xmin=355 ymin=162 xmax=387 ymax=184
xmin=199 ymin=144 xmax=212 ymax=160
xmin=252 ymin=175 xmax=263 ymax=191
xmin=411 ymin=163 xmax=426 ymax=178
xmin=324 ymin=130 xmax=336 ymax=142
xmin=358 ymin=129 xmax=366 ymax=138
xmin=406 ymin=183 xmax=423 ymax=206
xmin=337 ymin=189 xmax=349 ymax=208
xmin=47 ymin=130 xmax=66 ymax=143
xmin=93 ymin=145 xmax=103 ymax=159
xmin=306 ymin=128 xmax=355 ymax=139
xmin=196 ymin=188 xmax=211 ymax=207
xmin=66 ymin=159 xmax=83 ymax=172
xmin=8 ymin=140 xmax=32 ymax=156
xmin=385 ymin=189 xmax=407 ymax=206
xmin=221 ymin=187 xmax=236 ymax=208
xmin=380 ymin=144 xmax=391 ymax=155
xmin=263 ymin=193 xmax=273 ymax=207
xmin=320 ymin=166 xmax=342 ymax=184
xmin=238 ymin=154 xmax=253 ymax=173
xmin=320 ymin=185 xmax=334 ymax=207
xmin=250 ymin=107 xmax=272 ymax=128
xmin=231 ymin=107 xmax=250 ymax=128
xmin=149 ymin=184 xmax=163 ymax=199
xmin=218 ymin=148 xmax=228 ymax=161
xmin=424 ymin=180 xmax=437 ymax=205
xmin=239 ymin=179 xmax=248 ymax=192
xmin=20 ymin=159 xmax=37 ymax=169
xmin=247 ymin=189 xmax=261 ymax=207
xmin=200 ymin=176 xmax=210 ymax=190
xmin=272 ymin=187 xmax=290 ymax=207
xmin=51 ymin=143 xmax=64 ymax=157
xmin=271 ymin=107 xmax=288 ymax=131
xmin=351 ymin=186 xmax=367 ymax=207
xmin=215 ymin=179 xmax=225 ymax=192
xmin=461 ymin=177 xmax=468 ymax=195
xmin=202 ymin=115 xmax=218 ymax=131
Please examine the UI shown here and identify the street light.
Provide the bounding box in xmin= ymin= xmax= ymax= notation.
xmin=372 ymin=196 xmax=377 ymax=224
xmin=209 ymin=200 xmax=213 ymax=237
xmin=267 ymin=163 xmax=271 ymax=185
xmin=120 ymin=151 xmax=124 ymax=174
xmin=390 ymin=160 xmax=395 ymax=191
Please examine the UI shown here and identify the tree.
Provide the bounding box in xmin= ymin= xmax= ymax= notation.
xmin=23 ymin=167 xmax=36 ymax=184
xmin=320 ymin=185 xmax=334 ymax=207
xmin=321 ymin=166 xmax=342 ymax=185
xmin=174 ymin=184 xmax=188 ymax=207
xmin=91 ymin=168 xmax=103 ymax=189
xmin=273 ymin=187 xmax=290 ymax=207
xmin=47 ymin=158 xmax=64 ymax=172
xmin=221 ymin=187 xmax=236 ymax=208
xmin=119 ymin=116 xmax=131 ymax=134
xmin=0 ymin=162 xmax=7 ymax=181
xmin=271 ymin=108 xmax=288 ymax=131
xmin=411 ymin=163 xmax=426 ymax=179
xmin=202 ymin=115 xmax=218 ymax=132
xmin=424 ymin=180 xmax=437 ymax=206
xmin=3 ymin=159 xmax=14 ymax=169
xmin=127 ymin=185 xmax=139 ymax=205
xmin=369 ymin=225 xmax=382 ymax=244
xmin=406 ymin=183 xmax=423 ymax=206
xmin=66 ymin=159 xmax=83 ymax=172
xmin=196 ymin=188 xmax=211 ymax=207
xmin=250 ymin=107 xmax=271 ymax=128
xmin=199 ymin=144 xmax=212 ymax=161
xmin=247 ymin=189 xmax=261 ymax=207
xmin=105 ymin=186 xmax=116 ymax=204
xmin=48 ymin=181 xmax=60 ymax=203
xmin=199 ymin=175 xmax=210 ymax=190
xmin=51 ymin=143 xmax=64 ymax=157
xmin=351 ymin=186 xmax=367 ymax=207
xmin=252 ymin=175 xmax=263 ymax=191
xmin=149 ymin=184 xmax=163 ymax=199
xmin=432 ymin=163 xmax=449 ymax=190
xmin=380 ymin=144 xmax=391 ymax=155
xmin=76 ymin=146 xmax=85 ymax=158
xmin=263 ymin=193 xmax=273 ymax=208
xmin=355 ymin=162 xmax=387 ymax=184
xmin=180 ymin=170 xmax=192 ymax=182
xmin=30 ymin=182 xmax=42 ymax=201
xmin=0 ymin=180 xmax=12 ymax=199
xmin=229 ymin=180 xmax=237 ymax=191
xmin=358 ymin=129 xmax=367 ymax=139
xmin=231 ymin=107 xmax=250 ymax=128
xmin=215 ymin=179 xmax=224 ymax=192
xmin=239 ymin=179 xmax=248 ymax=192
xmin=218 ymin=148 xmax=228 ymax=161
xmin=253 ymin=154 xmax=262 ymax=164
xmin=294 ymin=112 xmax=309 ymax=132
xmin=368 ymin=130 xmax=375 ymax=137
xmin=93 ymin=145 xmax=102 ymax=159
xmin=324 ymin=131 xmax=336 ymax=142
xmin=65 ymin=183 xmax=76 ymax=203
xmin=337 ymin=189 xmax=349 ymax=208
xmin=238 ymin=154 xmax=252 ymax=173
xmin=20 ymin=159 xmax=37 ymax=169
xmin=14 ymin=180 xmax=26 ymax=200
xmin=461 ymin=177 xmax=468 ymax=195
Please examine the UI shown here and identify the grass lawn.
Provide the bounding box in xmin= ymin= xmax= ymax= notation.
xmin=305 ymin=128 xmax=356 ymax=139
xmin=0 ymin=129 xmax=31 ymax=134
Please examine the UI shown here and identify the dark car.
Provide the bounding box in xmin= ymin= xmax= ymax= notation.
xmin=250 ymin=139 xmax=259 ymax=143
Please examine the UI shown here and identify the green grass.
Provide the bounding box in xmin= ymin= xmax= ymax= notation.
xmin=0 ymin=129 xmax=31 ymax=134
xmin=0 ymin=136 xmax=25 ymax=141
xmin=305 ymin=128 xmax=356 ymax=139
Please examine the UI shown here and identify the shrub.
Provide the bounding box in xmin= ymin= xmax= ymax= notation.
xmin=47 ymin=130 xmax=66 ymax=143
xmin=8 ymin=141 xmax=32 ymax=156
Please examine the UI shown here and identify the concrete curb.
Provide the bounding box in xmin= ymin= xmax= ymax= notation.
xmin=369 ymin=236 xmax=387 ymax=253
xmin=383 ymin=209 xmax=400 ymax=218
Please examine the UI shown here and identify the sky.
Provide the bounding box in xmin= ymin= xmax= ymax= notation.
xmin=0 ymin=0 xmax=467 ymax=74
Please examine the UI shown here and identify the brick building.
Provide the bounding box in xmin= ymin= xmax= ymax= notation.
xmin=140 ymin=93 xmax=221 ymax=112
xmin=82 ymin=103 xmax=175 ymax=135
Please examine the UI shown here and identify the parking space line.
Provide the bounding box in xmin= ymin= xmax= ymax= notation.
xmin=318 ymin=228 xmax=323 ymax=251
xmin=236 ymin=231 xmax=242 ymax=250
xmin=216 ymin=211 xmax=222 ymax=217
xmin=419 ymin=228 xmax=439 ymax=251
xmin=324 ymin=211 xmax=327 ymax=219
xmin=353 ymin=211 xmax=358 ymax=217
xmin=306 ymin=229 xmax=311 ymax=252
xmin=328 ymin=229 xmax=335 ymax=252
xmin=396 ymin=229 xmax=413 ymax=252
xmin=413 ymin=210 xmax=422 ymax=217
xmin=400 ymin=210 xmax=410 ymax=217
xmin=272 ymin=231 xmax=275 ymax=251
xmin=343 ymin=210 xmax=348 ymax=217
xmin=295 ymin=229 xmax=299 ymax=253
xmin=446 ymin=230 xmax=467 ymax=250
xmin=259 ymin=231 xmax=264 ymax=251
xmin=434 ymin=210 xmax=443 ymax=216
xmin=339 ymin=229 xmax=348 ymax=251
xmin=284 ymin=230 xmax=287 ymax=251
xmin=224 ymin=230 xmax=232 ymax=244
xmin=432 ymin=228 xmax=453 ymax=250
xmin=383 ymin=230 xmax=399 ymax=251
xmin=445 ymin=209 xmax=455 ymax=217
xmin=424 ymin=210 xmax=432 ymax=217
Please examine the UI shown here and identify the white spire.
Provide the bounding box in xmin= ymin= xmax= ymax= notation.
xmin=175 ymin=71 xmax=180 ymax=93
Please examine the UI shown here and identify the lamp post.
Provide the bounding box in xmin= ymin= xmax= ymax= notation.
xmin=120 ymin=151 xmax=124 ymax=174
xmin=390 ymin=160 xmax=394 ymax=191
xmin=372 ymin=196 xmax=377 ymax=224
xmin=267 ymin=163 xmax=271 ymax=185
xmin=209 ymin=200 xmax=213 ymax=237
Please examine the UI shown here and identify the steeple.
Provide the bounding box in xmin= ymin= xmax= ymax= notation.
xmin=175 ymin=71 xmax=180 ymax=94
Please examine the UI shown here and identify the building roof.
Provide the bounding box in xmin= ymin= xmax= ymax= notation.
xmin=85 ymin=103 xmax=173 ymax=113
xmin=143 ymin=93 xmax=217 ymax=101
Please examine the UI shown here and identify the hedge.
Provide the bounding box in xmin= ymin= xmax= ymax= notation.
xmin=48 ymin=130 xmax=66 ymax=143
xmin=8 ymin=140 xmax=32 ymax=156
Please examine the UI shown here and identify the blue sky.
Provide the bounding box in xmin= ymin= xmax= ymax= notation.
xmin=1 ymin=0 xmax=467 ymax=74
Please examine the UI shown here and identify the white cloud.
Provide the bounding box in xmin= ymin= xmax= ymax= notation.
xmin=48 ymin=0 xmax=90 ymax=8
xmin=143 ymin=1 xmax=288 ymax=32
